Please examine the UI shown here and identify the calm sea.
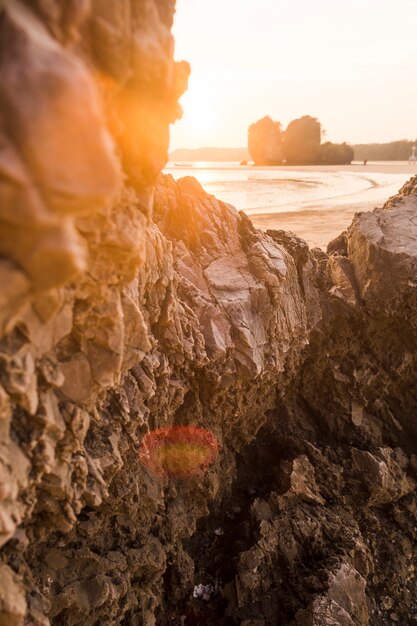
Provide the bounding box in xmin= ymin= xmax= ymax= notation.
xmin=164 ymin=161 xmax=413 ymax=218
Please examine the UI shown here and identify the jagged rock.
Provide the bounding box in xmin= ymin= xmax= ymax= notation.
xmin=294 ymin=563 xmax=368 ymax=625
xmin=0 ymin=564 xmax=26 ymax=626
xmin=279 ymin=454 xmax=325 ymax=506
xmin=0 ymin=1 xmax=417 ymax=625
xmin=347 ymin=191 xmax=417 ymax=320
xmin=0 ymin=263 xmax=31 ymax=337
xmin=327 ymin=254 xmax=361 ymax=307
xmin=351 ymin=447 xmax=415 ymax=506
xmin=154 ymin=176 xmax=315 ymax=379
xmin=294 ymin=597 xmax=355 ymax=626
xmin=0 ymin=0 xmax=121 ymax=291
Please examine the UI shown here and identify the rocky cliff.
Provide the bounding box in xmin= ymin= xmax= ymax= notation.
xmin=1 ymin=2 xmax=417 ymax=626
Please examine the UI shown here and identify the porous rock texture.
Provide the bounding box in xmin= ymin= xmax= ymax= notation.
xmin=1 ymin=2 xmax=417 ymax=626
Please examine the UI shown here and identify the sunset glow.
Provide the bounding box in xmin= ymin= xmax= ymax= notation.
xmin=172 ymin=0 xmax=417 ymax=149
xmin=178 ymin=81 xmax=219 ymax=141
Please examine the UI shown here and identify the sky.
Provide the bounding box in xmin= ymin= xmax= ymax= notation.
xmin=170 ymin=0 xmax=417 ymax=149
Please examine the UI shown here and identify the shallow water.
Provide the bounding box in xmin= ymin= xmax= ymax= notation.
xmin=164 ymin=161 xmax=411 ymax=218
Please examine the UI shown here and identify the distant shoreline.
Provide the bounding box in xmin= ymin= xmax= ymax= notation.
xmin=170 ymin=144 xmax=417 ymax=163
xmin=167 ymin=161 xmax=417 ymax=170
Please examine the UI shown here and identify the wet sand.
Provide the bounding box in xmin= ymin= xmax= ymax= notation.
xmin=251 ymin=202 xmax=374 ymax=250
xmin=249 ymin=162 xmax=417 ymax=250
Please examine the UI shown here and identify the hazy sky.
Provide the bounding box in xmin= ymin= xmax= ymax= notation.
xmin=170 ymin=0 xmax=417 ymax=149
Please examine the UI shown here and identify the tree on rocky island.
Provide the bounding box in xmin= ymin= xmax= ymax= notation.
xmin=247 ymin=114 xmax=353 ymax=165
xmin=248 ymin=116 xmax=283 ymax=165
xmin=319 ymin=141 xmax=354 ymax=165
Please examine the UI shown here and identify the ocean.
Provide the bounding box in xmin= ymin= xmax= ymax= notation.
xmin=164 ymin=161 xmax=415 ymax=248
xmin=164 ymin=162 xmax=411 ymax=218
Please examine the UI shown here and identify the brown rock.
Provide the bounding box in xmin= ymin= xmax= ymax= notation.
xmin=0 ymin=1 xmax=417 ymax=625
xmin=0 ymin=565 xmax=26 ymax=626
xmin=0 ymin=1 xmax=121 ymax=291
xmin=280 ymin=455 xmax=325 ymax=506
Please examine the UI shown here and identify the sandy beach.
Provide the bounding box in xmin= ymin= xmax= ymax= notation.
xmin=167 ymin=161 xmax=417 ymax=250
xmin=251 ymin=202 xmax=370 ymax=249
xmin=249 ymin=162 xmax=417 ymax=249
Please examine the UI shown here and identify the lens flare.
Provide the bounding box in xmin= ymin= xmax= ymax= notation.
xmin=139 ymin=426 xmax=219 ymax=478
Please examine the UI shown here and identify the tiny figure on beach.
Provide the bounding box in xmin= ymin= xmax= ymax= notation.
xmin=363 ymin=159 xmax=367 ymax=166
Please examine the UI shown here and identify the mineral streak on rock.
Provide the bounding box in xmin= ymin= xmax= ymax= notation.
xmin=0 ymin=1 xmax=417 ymax=625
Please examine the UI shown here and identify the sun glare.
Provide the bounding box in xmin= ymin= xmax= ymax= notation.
xmin=178 ymin=86 xmax=218 ymax=141
xmin=172 ymin=0 xmax=417 ymax=148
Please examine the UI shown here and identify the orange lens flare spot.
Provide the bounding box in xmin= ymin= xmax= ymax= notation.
xmin=139 ymin=426 xmax=219 ymax=478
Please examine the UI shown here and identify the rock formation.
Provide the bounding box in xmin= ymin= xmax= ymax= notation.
xmin=247 ymin=115 xmax=354 ymax=165
xmin=248 ymin=117 xmax=283 ymax=166
xmin=1 ymin=2 xmax=417 ymax=626
xmin=282 ymin=115 xmax=322 ymax=165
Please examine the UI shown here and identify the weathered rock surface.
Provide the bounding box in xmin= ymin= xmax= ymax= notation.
xmin=0 ymin=166 xmax=318 ymax=624
xmin=0 ymin=2 xmax=417 ymax=626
